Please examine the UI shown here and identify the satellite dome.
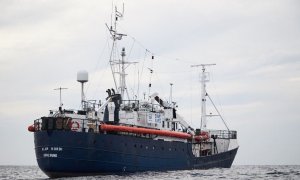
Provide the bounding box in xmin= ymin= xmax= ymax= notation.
xmin=77 ymin=70 xmax=88 ymax=83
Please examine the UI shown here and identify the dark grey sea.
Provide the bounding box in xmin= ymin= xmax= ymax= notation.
xmin=0 ymin=165 xmax=299 ymax=179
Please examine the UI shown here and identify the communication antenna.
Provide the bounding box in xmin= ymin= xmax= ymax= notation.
xmin=169 ymin=83 xmax=173 ymax=105
xmin=116 ymin=3 xmax=125 ymax=18
xmin=54 ymin=87 xmax=68 ymax=107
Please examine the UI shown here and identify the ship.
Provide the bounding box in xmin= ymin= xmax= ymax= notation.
xmin=28 ymin=7 xmax=238 ymax=178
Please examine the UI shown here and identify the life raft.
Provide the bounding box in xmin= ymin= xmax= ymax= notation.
xmin=70 ymin=121 xmax=80 ymax=131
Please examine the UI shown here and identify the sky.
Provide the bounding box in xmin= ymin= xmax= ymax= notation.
xmin=0 ymin=0 xmax=300 ymax=165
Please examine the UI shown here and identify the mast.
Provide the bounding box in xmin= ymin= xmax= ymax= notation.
xmin=191 ymin=64 xmax=216 ymax=130
xmin=106 ymin=5 xmax=136 ymax=100
xmin=169 ymin=83 xmax=173 ymax=105
xmin=120 ymin=47 xmax=126 ymax=98
xmin=106 ymin=6 xmax=126 ymax=93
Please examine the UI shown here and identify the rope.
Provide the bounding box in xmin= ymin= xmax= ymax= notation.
xmin=85 ymin=33 xmax=110 ymax=93
xmin=207 ymin=93 xmax=230 ymax=131
xmin=137 ymin=49 xmax=149 ymax=99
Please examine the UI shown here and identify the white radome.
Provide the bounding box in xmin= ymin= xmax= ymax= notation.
xmin=77 ymin=70 xmax=88 ymax=83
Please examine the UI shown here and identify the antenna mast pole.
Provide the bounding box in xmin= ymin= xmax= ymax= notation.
xmin=169 ymin=83 xmax=173 ymax=105
xmin=191 ymin=63 xmax=216 ymax=130
xmin=54 ymin=87 xmax=68 ymax=107
xmin=120 ymin=47 xmax=126 ymax=98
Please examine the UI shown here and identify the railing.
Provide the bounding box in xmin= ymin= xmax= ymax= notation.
xmin=33 ymin=117 xmax=100 ymax=133
xmin=33 ymin=117 xmax=158 ymax=140
xmin=121 ymin=100 xmax=162 ymax=112
xmin=209 ymin=130 xmax=237 ymax=139
xmin=122 ymin=100 xmax=139 ymax=106
xmin=33 ymin=117 xmax=237 ymax=140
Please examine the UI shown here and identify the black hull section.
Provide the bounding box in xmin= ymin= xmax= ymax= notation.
xmin=34 ymin=131 xmax=238 ymax=178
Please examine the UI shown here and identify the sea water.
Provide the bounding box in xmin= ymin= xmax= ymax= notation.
xmin=0 ymin=165 xmax=299 ymax=179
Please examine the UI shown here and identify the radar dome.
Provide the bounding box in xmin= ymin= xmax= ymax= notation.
xmin=77 ymin=70 xmax=88 ymax=83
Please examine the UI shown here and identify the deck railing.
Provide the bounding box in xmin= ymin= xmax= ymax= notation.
xmin=33 ymin=117 xmax=100 ymax=133
xmin=209 ymin=130 xmax=237 ymax=139
xmin=34 ymin=117 xmax=237 ymax=140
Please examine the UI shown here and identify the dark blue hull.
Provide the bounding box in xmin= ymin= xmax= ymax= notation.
xmin=34 ymin=131 xmax=238 ymax=178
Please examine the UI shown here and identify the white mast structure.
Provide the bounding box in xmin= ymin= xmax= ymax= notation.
xmin=191 ymin=64 xmax=216 ymax=130
xmin=169 ymin=83 xmax=173 ymax=106
xmin=106 ymin=5 xmax=136 ymax=100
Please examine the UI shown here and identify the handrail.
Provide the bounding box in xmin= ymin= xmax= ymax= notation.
xmin=209 ymin=130 xmax=237 ymax=139
xmin=33 ymin=117 xmax=100 ymax=132
xmin=33 ymin=117 xmax=237 ymax=140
